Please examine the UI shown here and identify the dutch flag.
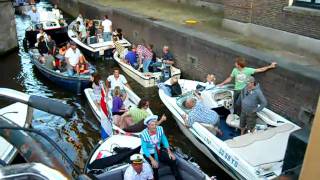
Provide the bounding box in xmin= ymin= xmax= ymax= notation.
xmin=100 ymin=84 xmax=113 ymax=140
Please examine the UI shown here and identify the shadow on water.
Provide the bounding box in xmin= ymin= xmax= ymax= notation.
xmin=0 ymin=0 xmax=231 ymax=179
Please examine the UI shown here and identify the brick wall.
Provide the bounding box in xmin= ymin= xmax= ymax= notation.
xmin=224 ymin=0 xmax=320 ymax=39
xmin=52 ymin=0 xmax=320 ymax=130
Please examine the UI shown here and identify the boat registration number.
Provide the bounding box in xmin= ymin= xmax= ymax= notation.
xmin=219 ymin=148 xmax=238 ymax=168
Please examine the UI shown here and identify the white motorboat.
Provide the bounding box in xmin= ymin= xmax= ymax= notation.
xmin=84 ymin=134 xmax=211 ymax=180
xmin=68 ymin=19 xmax=131 ymax=59
xmin=23 ymin=10 xmax=68 ymax=49
xmin=113 ymin=51 xmax=181 ymax=88
xmin=0 ymin=103 xmax=32 ymax=165
xmin=84 ymin=85 xmax=153 ymax=135
xmin=158 ymin=78 xmax=301 ymax=180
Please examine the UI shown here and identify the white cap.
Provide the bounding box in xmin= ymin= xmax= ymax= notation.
xmin=130 ymin=154 xmax=144 ymax=163
xmin=144 ymin=115 xmax=158 ymax=125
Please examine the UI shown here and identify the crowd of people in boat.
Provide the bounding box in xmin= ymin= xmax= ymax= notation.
xmin=72 ymin=14 xmax=123 ymax=45
xmin=35 ymin=27 xmax=90 ymax=76
xmin=26 ymin=7 xmax=279 ymax=179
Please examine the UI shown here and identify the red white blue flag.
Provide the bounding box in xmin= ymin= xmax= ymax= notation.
xmin=100 ymin=84 xmax=113 ymax=140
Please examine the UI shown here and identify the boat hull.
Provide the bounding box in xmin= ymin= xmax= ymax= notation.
xmin=114 ymin=51 xmax=181 ymax=88
xmin=29 ymin=50 xmax=92 ymax=93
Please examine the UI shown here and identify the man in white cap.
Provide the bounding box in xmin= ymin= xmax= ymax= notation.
xmin=124 ymin=154 xmax=153 ymax=180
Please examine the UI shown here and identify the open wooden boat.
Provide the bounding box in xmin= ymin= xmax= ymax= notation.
xmin=158 ymin=78 xmax=301 ymax=180
xmin=113 ymin=51 xmax=181 ymax=87
xmin=29 ymin=48 xmax=95 ymax=94
xmin=67 ymin=19 xmax=131 ymax=59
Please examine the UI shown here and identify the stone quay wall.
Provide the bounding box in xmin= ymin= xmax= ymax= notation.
xmin=224 ymin=0 xmax=320 ymax=40
xmin=0 ymin=1 xmax=18 ymax=55
xmin=51 ymin=0 xmax=320 ymax=130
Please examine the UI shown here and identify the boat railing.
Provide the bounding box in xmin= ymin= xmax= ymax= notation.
xmin=0 ymin=88 xmax=74 ymax=118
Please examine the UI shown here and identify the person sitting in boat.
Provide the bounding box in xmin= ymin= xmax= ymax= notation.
xmin=106 ymin=67 xmax=131 ymax=95
xmin=47 ymin=35 xmax=56 ymax=55
xmin=236 ymin=76 xmax=267 ymax=135
xmin=124 ymin=154 xmax=153 ymax=180
xmin=86 ymin=20 xmax=96 ymax=41
xmin=76 ymin=14 xmax=84 ymax=26
xmin=112 ymin=86 xmax=127 ymax=116
xmin=36 ymin=28 xmax=48 ymax=43
xmin=58 ymin=42 xmax=71 ymax=56
xmin=52 ymin=4 xmax=62 ymax=20
xmin=162 ymin=45 xmax=174 ymax=66
xmin=112 ymin=28 xmax=123 ymax=41
xmin=65 ymin=41 xmax=81 ymax=76
xmin=158 ymin=76 xmax=182 ymax=97
xmin=118 ymin=99 xmax=151 ymax=129
xmin=196 ymin=74 xmax=216 ymax=91
xmin=90 ymin=73 xmax=107 ymax=106
xmin=182 ymin=90 xmax=223 ymax=136
xmin=116 ymin=99 xmax=167 ymax=131
xmin=76 ymin=21 xmax=87 ymax=42
xmin=141 ymin=115 xmax=182 ymax=180
xmin=102 ymin=15 xmax=113 ymax=42
xmin=37 ymin=35 xmax=49 ymax=56
xmin=26 ymin=6 xmax=40 ymax=24
xmin=124 ymin=45 xmax=139 ymax=69
xmin=76 ymin=55 xmax=89 ymax=75
xmin=39 ymin=55 xmax=55 ymax=70
xmin=137 ymin=44 xmax=153 ymax=73
xmin=113 ymin=37 xmax=128 ymax=59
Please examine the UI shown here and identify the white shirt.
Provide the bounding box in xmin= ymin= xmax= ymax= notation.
xmin=65 ymin=48 xmax=81 ymax=67
xmin=79 ymin=24 xmax=87 ymax=38
xmin=124 ymin=163 xmax=153 ymax=180
xmin=102 ymin=19 xmax=112 ymax=33
xmin=36 ymin=32 xmax=48 ymax=41
xmin=76 ymin=16 xmax=84 ymax=25
xmin=107 ymin=74 xmax=127 ymax=89
xmin=52 ymin=8 xmax=62 ymax=19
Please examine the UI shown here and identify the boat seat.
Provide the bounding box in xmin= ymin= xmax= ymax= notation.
xmin=226 ymin=123 xmax=294 ymax=148
xmin=225 ymin=123 xmax=299 ymax=167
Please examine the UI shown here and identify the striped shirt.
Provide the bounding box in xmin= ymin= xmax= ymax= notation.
xmin=188 ymin=101 xmax=219 ymax=126
xmin=136 ymin=45 xmax=153 ymax=60
xmin=114 ymin=41 xmax=126 ymax=56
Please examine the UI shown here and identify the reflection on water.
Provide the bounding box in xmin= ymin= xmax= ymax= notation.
xmin=0 ymin=1 xmax=230 ymax=179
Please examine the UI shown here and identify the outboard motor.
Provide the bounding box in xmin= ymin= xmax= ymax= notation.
xmin=281 ymin=128 xmax=309 ymax=177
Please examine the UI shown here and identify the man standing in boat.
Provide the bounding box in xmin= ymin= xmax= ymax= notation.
xmin=65 ymin=41 xmax=81 ymax=76
xmin=217 ymin=57 xmax=276 ymax=116
xmin=102 ymin=15 xmax=112 ymax=42
xmin=237 ymin=76 xmax=267 ymax=135
xmin=26 ymin=6 xmax=40 ymax=24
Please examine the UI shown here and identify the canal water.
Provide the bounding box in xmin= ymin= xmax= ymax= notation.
xmin=0 ymin=1 xmax=231 ymax=179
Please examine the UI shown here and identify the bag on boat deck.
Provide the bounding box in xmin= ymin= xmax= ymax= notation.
xmin=171 ymin=83 xmax=182 ymax=97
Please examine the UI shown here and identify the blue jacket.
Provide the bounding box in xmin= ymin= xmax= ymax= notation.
xmin=140 ymin=126 xmax=169 ymax=160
